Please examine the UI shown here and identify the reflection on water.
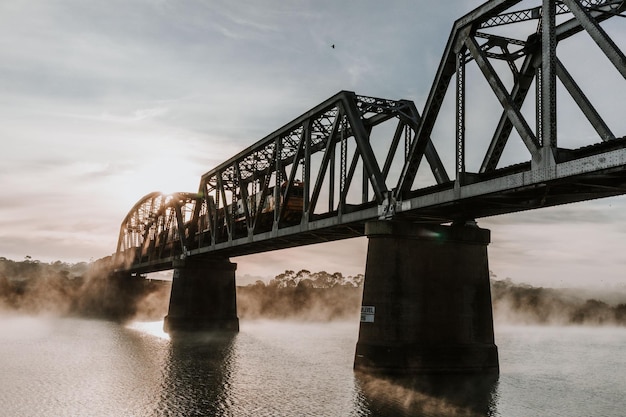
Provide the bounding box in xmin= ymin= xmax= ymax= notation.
xmin=157 ymin=332 xmax=237 ymax=417
xmin=127 ymin=320 xmax=170 ymax=340
xmin=356 ymin=372 xmax=498 ymax=417
xmin=142 ymin=321 xmax=500 ymax=416
xmin=1 ymin=317 xmax=625 ymax=416
xmin=224 ymin=320 xmax=364 ymax=416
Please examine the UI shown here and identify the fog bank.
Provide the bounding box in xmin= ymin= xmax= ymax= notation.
xmin=0 ymin=257 xmax=168 ymax=322
xmin=2 ymin=258 xmax=626 ymax=326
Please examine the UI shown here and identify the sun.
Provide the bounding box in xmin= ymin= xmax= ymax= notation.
xmin=107 ymin=155 xmax=202 ymax=220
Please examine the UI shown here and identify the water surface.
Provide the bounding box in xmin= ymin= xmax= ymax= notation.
xmin=0 ymin=316 xmax=624 ymax=416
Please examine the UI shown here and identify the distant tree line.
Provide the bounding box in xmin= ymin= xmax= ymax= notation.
xmin=266 ymin=269 xmax=364 ymax=289
xmin=491 ymin=278 xmax=626 ymax=326
xmin=3 ymin=257 xmax=626 ymax=326
xmin=237 ymin=269 xmax=364 ymax=320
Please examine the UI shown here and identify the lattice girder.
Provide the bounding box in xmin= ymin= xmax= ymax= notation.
xmin=114 ymin=0 xmax=626 ymax=273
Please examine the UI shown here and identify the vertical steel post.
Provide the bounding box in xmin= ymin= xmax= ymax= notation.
xmin=340 ymin=117 xmax=347 ymax=212
xmin=274 ymin=137 xmax=281 ymax=226
xmin=542 ymin=0 xmax=557 ymax=150
xmin=404 ymin=124 xmax=411 ymax=163
xmin=303 ymin=120 xmax=311 ymax=219
xmin=329 ymin=132 xmax=336 ymax=212
xmin=456 ymin=49 xmax=466 ymax=183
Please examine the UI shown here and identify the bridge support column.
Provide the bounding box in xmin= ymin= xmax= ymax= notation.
xmin=354 ymin=221 xmax=498 ymax=374
xmin=164 ymin=258 xmax=239 ymax=333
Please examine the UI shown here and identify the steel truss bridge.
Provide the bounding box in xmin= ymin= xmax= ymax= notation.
xmin=116 ymin=0 xmax=626 ymax=274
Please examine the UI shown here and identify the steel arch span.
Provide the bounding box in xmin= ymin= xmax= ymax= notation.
xmin=116 ymin=192 xmax=199 ymax=271
xmin=115 ymin=0 xmax=626 ymax=274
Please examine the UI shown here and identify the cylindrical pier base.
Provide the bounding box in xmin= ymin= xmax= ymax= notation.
xmin=354 ymin=221 xmax=498 ymax=374
xmin=164 ymin=257 xmax=239 ymax=333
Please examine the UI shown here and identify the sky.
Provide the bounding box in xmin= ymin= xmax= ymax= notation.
xmin=0 ymin=0 xmax=625 ymax=288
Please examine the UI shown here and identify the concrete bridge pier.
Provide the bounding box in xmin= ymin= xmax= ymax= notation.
xmin=164 ymin=257 xmax=239 ymax=333
xmin=354 ymin=221 xmax=498 ymax=374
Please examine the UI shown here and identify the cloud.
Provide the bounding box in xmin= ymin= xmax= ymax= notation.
xmin=483 ymin=196 xmax=626 ymax=227
xmin=484 ymin=210 xmax=626 ymax=287
xmin=94 ymin=107 xmax=170 ymax=123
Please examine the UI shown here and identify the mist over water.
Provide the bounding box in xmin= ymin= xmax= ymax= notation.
xmin=3 ymin=258 xmax=626 ymax=325
xmin=2 ymin=259 xmax=626 ymax=415
xmin=0 ymin=257 xmax=170 ymax=322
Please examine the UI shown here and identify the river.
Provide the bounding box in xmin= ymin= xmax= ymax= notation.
xmin=0 ymin=316 xmax=624 ymax=416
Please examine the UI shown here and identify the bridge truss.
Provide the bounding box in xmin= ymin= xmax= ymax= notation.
xmin=116 ymin=0 xmax=626 ymax=273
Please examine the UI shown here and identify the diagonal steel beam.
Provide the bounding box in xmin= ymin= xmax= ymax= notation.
xmin=556 ymin=58 xmax=616 ymax=141
xmin=480 ymin=48 xmax=539 ymax=172
xmin=252 ymin=161 xmax=274 ymax=233
xmin=187 ymin=193 xmax=202 ymax=242
xmin=562 ymin=0 xmax=626 ymax=79
xmin=234 ymin=162 xmax=251 ymax=233
xmin=556 ymin=0 xmax=626 ymax=40
xmin=341 ymin=93 xmax=388 ymax=202
xmin=309 ymin=105 xmax=342 ymax=219
xmin=173 ymin=199 xmax=188 ymax=254
xmin=401 ymin=101 xmax=451 ymax=184
xmin=216 ymin=175 xmax=231 ymax=238
xmin=205 ymin=192 xmax=217 ymax=244
xmin=395 ymin=38 xmax=456 ymax=195
xmin=479 ymin=1 xmax=623 ymax=172
xmin=278 ymin=130 xmax=305 ymax=225
xmin=382 ymin=121 xmax=404 ymax=181
xmin=466 ymin=35 xmax=540 ymax=158
xmin=342 ymin=148 xmax=361 ymax=204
